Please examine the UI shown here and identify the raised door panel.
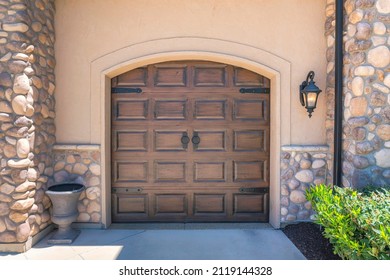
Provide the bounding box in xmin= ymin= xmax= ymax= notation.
xmin=194 ymin=100 xmax=226 ymax=120
xmin=114 ymin=99 xmax=148 ymax=121
xmin=233 ymin=130 xmax=266 ymax=152
xmin=113 ymin=161 xmax=148 ymax=182
xmin=114 ymin=130 xmax=148 ymax=152
xmin=154 ymin=65 xmax=187 ymax=87
xmin=194 ymin=65 xmax=226 ymax=87
xmin=116 ymin=194 xmax=148 ymax=214
xmin=194 ymin=194 xmax=226 ymax=214
xmin=194 ymin=162 xmax=226 ymax=182
xmin=155 ymin=194 xmax=187 ymax=214
xmin=113 ymin=67 xmax=147 ymax=87
xmin=234 ymin=67 xmax=267 ymax=87
xmin=154 ymin=130 xmax=187 ymax=151
xmin=233 ymin=194 xmax=266 ymax=214
xmin=155 ymin=161 xmax=186 ymax=182
xmin=234 ymin=100 xmax=267 ymax=121
xmin=193 ymin=131 xmax=226 ymax=151
xmin=154 ymin=99 xmax=187 ymax=120
xmin=233 ymin=161 xmax=266 ymax=182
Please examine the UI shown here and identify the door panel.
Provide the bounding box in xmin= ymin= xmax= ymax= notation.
xmin=155 ymin=161 xmax=187 ymax=182
xmin=234 ymin=99 xmax=268 ymax=121
xmin=194 ymin=100 xmax=226 ymax=120
xmin=193 ymin=65 xmax=226 ymax=87
xmin=113 ymin=67 xmax=147 ymax=87
xmin=194 ymin=130 xmax=226 ymax=151
xmin=154 ymin=130 xmax=188 ymax=151
xmin=194 ymin=194 xmax=226 ymax=214
xmin=115 ymin=130 xmax=148 ymax=152
xmin=113 ymin=161 xmax=148 ymax=183
xmin=154 ymin=99 xmax=187 ymax=120
xmin=114 ymin=99 xmax=148 ymax=120
xmin=117 ymin=195 xmax=148 ymax=214
xmin=233 ymin=130 xmax=266 ymax=152
xmin=194 ymin=162 xmax=226 ymax=182
xmin=233 ymin=194 xmax=267 ymax=214
xmin=233 ymin=160 xmax=266 ymax=182
xmin=155 ymin=194 xmax=187 ymax=214
xmin=154 ymin=64 xmax=187 ymax=87
xmin=111 ymin=61 xmax=270 ymax=222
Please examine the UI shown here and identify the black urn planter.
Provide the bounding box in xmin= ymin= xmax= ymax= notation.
xmin=45 ymin=183 xmax=85 ymax=244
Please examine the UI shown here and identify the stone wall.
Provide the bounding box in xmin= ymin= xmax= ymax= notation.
xmin=52 ymin=145 xmax=101 ymax=224
xmin=325 ymin=0 xmax=336 ymax=183
xmin=325 ymin=0 xmax=389 ymax=188
xmin=280 ymin=146 xmax=330 ymax=224
xmin=342 ymin=0 xmax=390 ymax=187
xmin=0 ymin=0 xmax=56 ymax=249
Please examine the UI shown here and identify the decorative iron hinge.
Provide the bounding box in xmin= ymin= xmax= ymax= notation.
xmin=239 ymin=187 xmax=269 ymax=194
xmin=239 ymin=88 xmax=270 ymax=94
xmin=111 ymin=87 xmax=142 ymax=94
xmin=112 ymin=187 xmax=143 ymax=194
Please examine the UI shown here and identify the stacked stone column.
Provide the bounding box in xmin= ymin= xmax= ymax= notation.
xmin=0 ymin=0 xmax=55 ymax=249
xmin=342 ymin=0 xmax=390 ymax=187
xmin=325 ymin=0 xmax=389 ymax=188
xmin=325 ymin=0 xmax=336 ymax=184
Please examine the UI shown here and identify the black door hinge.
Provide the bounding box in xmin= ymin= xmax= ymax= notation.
xmin=112 ymin=87 xmax=142 ymax=94
xmin=239 ymin=187 xmax=269 ymax=194
xmin=239 ymin=88 xmax=270 ymax=94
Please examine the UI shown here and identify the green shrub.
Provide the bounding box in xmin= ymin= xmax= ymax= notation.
xmin=306 ymin=184 xmax=390 ymax=260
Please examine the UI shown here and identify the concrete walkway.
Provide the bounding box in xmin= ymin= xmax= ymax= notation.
xmin=0 ymin=224 xmax=305 ymax=260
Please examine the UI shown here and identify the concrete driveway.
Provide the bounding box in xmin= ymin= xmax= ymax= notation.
xmin=0 ymin=223 xmax=305 ymax=260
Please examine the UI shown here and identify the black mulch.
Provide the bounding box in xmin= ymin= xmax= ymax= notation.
xmin=282 ymin=222 xmax=341 ymax=260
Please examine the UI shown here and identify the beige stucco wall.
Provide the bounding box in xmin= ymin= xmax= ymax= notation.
xmin=54 ymin=0 xmax=327 ymax=145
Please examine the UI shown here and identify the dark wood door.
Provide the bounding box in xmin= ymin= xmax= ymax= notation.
xmin=111 ymin=61 xmax=270 ymax=222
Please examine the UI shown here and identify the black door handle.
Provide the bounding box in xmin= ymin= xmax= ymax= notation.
xmin=181 ymin=132 xmax=190 ymax=149
xmin=192 ymin=132 xmax=200 ymax=149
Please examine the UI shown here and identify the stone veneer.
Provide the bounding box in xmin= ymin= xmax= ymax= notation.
xmin=326 ymin=0 xmax=390 ymax=188
xmin=0 ymin=0 xmax=56 ymax=250
xmin=52 ymin=145 xmax=101 ymax=224
xmin=280 ymin=146 xmax=330 ymax=223
xmin=342 ymin=0 xmax=390 ymax=187
xmin=325 ymin=0 xmax=337 ymax=183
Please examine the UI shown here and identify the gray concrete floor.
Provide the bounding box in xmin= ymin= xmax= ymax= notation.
xmin=0 ymin=224 xmax=305 ymax=260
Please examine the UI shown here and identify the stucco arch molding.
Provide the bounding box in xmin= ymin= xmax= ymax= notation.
xmin=90 ymin=37 xmax=291 ymax=228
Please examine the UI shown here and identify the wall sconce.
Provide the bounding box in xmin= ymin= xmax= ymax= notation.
xmin=299 ymin=71 xmax=322 ymax=118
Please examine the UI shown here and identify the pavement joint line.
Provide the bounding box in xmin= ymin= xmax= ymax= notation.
xmin=108 ymin=230 xmax=147 ymax=245
xmin=111 ymin=230 xmax=147 ymax=244
xmin=78 ymin=230 xmax=146 ymax=247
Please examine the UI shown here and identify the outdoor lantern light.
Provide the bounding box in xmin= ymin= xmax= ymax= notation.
xmin=299 ymin=71 xmax=322 ymax=118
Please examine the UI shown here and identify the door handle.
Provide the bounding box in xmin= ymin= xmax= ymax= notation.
xmin=191 ymin=132 xmax=201 ymax=149
xmin=181 ymin=132 xmax=190 ymax=149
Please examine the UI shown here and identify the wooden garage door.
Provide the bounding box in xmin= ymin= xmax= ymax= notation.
xmin=111 ymin=61 xmax=270 ymax=222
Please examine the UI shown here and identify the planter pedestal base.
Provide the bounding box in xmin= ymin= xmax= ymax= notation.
xmin=48 ymin=227 xmax=81 ymax=244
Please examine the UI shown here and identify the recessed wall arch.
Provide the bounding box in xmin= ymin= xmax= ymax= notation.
xmin=90 ymin=37 xmax=291 ymax=228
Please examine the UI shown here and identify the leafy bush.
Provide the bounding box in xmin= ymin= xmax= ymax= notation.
xmin=306 ymin=184 xmax=390 ymax=260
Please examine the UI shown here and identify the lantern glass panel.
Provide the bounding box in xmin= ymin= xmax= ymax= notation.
xmin=306 ymin=92 xmax=318 ymax=108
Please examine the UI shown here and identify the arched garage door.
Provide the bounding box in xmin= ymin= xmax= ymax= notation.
xmin=111 ymin=61 xmax=270 ymax=222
